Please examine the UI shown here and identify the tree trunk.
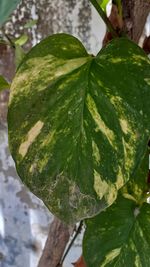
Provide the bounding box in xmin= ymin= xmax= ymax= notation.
xmin=37 ymin=218 xmax=70 ymax=267
xmin=122 ymin=0 xmax=150 ymax=43
xmin=103 ymin=0 xmax=150 ymax=46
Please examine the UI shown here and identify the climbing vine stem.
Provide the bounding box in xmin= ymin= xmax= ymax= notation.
xmin=58 ymin=221 xmax=84 ymax=267
xmin=89 ymin=0 xmax=118 ymax=38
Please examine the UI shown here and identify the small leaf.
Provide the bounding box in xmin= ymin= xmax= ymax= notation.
xmin=83 ymin=150 xmax=150 ymax=267
xmin=0 ymin=0 xmax=21 ymax=26
xmin=8 ymin=34 xmax=150 ymax=224
xmin=97 ymin=0 xmax=110 ymax=12
xmin=15 ymin=34 xmax=28 ymax=46
xmin=0 ymin=75 xmax=10 ymax=92
xmin=15 ymin=45 xmax=26 ymax=68
xmin=24 ymin=19 xmax=38 ymax=28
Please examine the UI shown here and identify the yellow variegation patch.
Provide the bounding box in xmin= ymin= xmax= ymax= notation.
xmin=19 ymin=120 xmax=44 ymax=157
xmin=101 ymin=248 xmax=121 ymax=267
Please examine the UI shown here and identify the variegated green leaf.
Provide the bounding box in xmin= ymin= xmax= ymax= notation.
xmin=8 ymin=34 xmax=150 ymax=223
xmin=122 ymin=148 xmax=149 ymax=204
xmin=83 ymin=150 xmax=150 ymax=267
xmin=0 ymin=0 xmax=21 ymax=25
xmin=83 ymin=197 xmax=150 ymax=267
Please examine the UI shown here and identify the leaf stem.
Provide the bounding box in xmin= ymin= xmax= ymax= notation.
xmin=1 ymin=28 xmax=15 ymax=49
xmin=89 ymin=0 xmax=118 ymax=38
xmin=4 ymin=33 xmax=16 ymax=49
xmin=58 ymin=221 xmax=83 ymax=267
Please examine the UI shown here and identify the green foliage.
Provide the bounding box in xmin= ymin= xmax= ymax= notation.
xmin=6 ymin=0 xmax=150 ymax=264
xmin=0 ymin=0 xmax=21 ymax=25
xmin=97 ymin=0 xmax=110 ymax=12
xmin=83 ymin=150 xmax=150 ymax=266
xmin=14 ymin=35 xmax=28 ymax=68
xmin=15 ymin=44 xmax=26 ymax=69
xmin=0 ymin=75 xmax=9 ymax=91
xmin=15 ymin=34 xmax=28 ymax=46
xmin=8 ymin=33 xmax=150 ymax=224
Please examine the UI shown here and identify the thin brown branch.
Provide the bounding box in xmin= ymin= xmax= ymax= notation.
xmin=122 ymin=0 xmax=150 ymax=42
xmin=59 ymin=221 xmax=83 ymax=266
xmin=38 ymin=217 xmax=70 ymax=267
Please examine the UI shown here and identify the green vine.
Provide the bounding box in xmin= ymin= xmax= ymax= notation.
xmin=89 ymin=0 xmax=118 ymax=37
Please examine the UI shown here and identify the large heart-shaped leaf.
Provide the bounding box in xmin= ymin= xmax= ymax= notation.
xmin=8 ymin=34 xmax=150 ymax=223
xmin=83 ymin=150 xmax=150 ymax=267
xmin=0 ymin=0 xmax=21 ymax=25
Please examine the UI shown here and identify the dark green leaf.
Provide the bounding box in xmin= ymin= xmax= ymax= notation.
xmin=0 ymin=0 xmax=21 ymax=26
xmin=83 ymin=150 xmax=150 ymax=267
xmin=122 ymin=148 xmax=149 ymax=204
xmin=0 ymin=75 xmax=9 ymax=91
xmin=83 ymin=196 xmax=150 ymax=267
xmin=8 ymin=34 xmax=150 ymax=223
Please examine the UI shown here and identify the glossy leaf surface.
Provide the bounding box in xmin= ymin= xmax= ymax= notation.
xmin=0 ymin=0 xmax=21 ymax=25
xmin=83 ymin=150 xmax=150 ymax=267
xmin=8 ymin=34 xmax=150 ymax=223
xmin=84 ymin=199 xmax=150 ymax=267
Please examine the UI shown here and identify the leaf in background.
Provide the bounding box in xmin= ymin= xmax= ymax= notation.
xmin=83 ymin=150 xmax=150 ymax=267
xmin=0 ymin=0 xmax=21 ymax=26
xmin=15 ymin=34 xmax=28 ymax=46
xmin=0 ymin=75 xmax=10 ymax=92
xmin=97 ymin=0 xmax=110 ymax=12
xmin=15 ymin=45 xmax=26 ymax=69
xmin=24 ymin=19 xmax=38 ymax=29
xmin=8 ymin=34 xmax=150 ymax=224
xmin=84 ymin=198 xmax=150 ymax=267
